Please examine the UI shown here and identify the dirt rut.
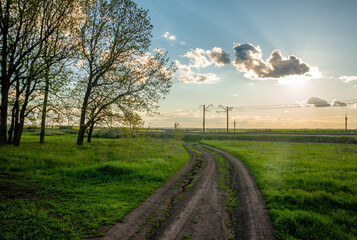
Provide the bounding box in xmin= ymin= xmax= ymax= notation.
xmin=203 ymin=144 xmax=275 ymax=240
xmin=153 ymin=146 xmax=230 ymax=240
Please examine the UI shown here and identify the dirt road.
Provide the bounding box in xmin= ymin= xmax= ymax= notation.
xmin=99 ymin=144 xmax=274 ymax=240
xmin=203 ymin=144 xmax=275 ymax=240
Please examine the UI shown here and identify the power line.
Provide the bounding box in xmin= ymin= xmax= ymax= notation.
xmin=153 ymin=99 xmax=357 ymax=116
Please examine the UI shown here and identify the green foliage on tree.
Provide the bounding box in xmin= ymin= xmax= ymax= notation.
xmin=75 ymin=0 xmax=174 ymax=145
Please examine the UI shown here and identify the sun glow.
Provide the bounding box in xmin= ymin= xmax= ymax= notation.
xmin=277 ymin=67 xmax=322 ymax=86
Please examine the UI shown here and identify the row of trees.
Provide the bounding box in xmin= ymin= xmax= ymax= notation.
xmin=0 ymin=0 xmax=174 ymax=146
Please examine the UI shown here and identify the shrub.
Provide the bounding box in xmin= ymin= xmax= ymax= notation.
xmin=92 ymin=128 xmax=123 ymax=139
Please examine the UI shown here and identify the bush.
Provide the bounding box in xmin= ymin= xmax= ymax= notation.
xmin=58 ymin=126 xmax=77 ymax=134
xmin=92 ymin=128 xmax=123 ymax=139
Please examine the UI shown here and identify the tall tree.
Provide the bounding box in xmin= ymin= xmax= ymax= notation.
xmin=0 ymin=0 xmax=78 ymax=145
xmin=75 ymin=0 xmax=155 ymax=145
xmin=39 ymin=35 xmax=75 ymax=144
xmin=83 ymin=49 xmax=174 ymax=143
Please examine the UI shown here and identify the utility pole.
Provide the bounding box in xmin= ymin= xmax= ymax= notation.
xmin=200 ymin=104 xmax=213 ymax=133
xmin=345 ymin=114 xmax=348 ymax=132
xmin=217 ymin=105 xmax=233 ymax=133
xmin=234 ymin=120 xmax=236 ymax=133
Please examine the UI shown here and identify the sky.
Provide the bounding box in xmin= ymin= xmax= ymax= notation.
xmin=135 ymin=0 xmax=357 ymax=129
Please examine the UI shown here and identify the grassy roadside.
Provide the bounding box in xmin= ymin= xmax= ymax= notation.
xmin=202 ymin=140 xmax=357 ymax=240
xmin=0 ymin=135 xmax=189 ymax=239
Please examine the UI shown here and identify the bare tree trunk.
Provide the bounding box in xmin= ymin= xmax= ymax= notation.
xmin=13 ymin=104 xmax=26 ymax=146
xmin=8 ymin=79 xmax=21 ymax=144
xmin=7 ymin=102 xmax=17 ymax=144
xmin=12 ymin=98 xmax=20 ymax=146
xmin=0 ymin=84 xmax=8 ymax=145
xmin=77 ymin=78 xmax=92 ymax=145
xmin=40 ymin=71 xmax=50 ymax=144
xmin=13 ymin=78 xmax=31 ymax=146
xmin=0 ymin=14 xmax=9 ymax=146
xmin=87 ymin=121 xmax=94 ymax=143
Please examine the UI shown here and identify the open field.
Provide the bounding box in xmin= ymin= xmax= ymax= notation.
xmin=19 ymin=126 xmax=357 ymax=143
xmin=0 ymin=134 xmax=188 ymax=239
xmin=202 ymin=140 xmax=357 ymax=239
xmin=1 ymin=129 xmax=357 ymax=239
xmin=149 ymin=131 xmax=357 ymax=144
xmin=185 ymin=128 xmax=357 ymax=135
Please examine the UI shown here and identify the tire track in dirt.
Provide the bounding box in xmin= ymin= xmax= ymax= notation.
xmin=203 ymin=144 xmax=275 ymax=240
xmin=153 ymin=145 xmax=230 ymax=240
xmin=98 ymin=145 xmax=198 ymax=240
xmin=98 ymin=144 xmax=274 ymax=240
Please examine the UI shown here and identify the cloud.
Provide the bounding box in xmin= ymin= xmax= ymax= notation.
xmin=182 ymin=47 xmax=230 ymax=68
xmin=306 ymin=97 xmax=331 ymax=107
xmin=183 ymin=48 xmax=211 ymax=68
xmin=206 ymin=47 xmax=231 ymax=66
xmin=178 ymin=72 xmax=219 ymax=84
xmin=162 ymin=32 xmax=176 ymax=41
xmin=174 ymin=47 xmax=230 ymax=84
xmin=233 ymin=43 xmax=322 ymax=81
xmin=331 ymin=100 xmax=347 ymax=107
xmin=300 ymin=97 xmax=348 ymax=108
xmin=175 ymin=60 xmax=191 ymax=73
xmin=340 ymin=75 xmax=357 ymax=83
xmin=175 ymin=60 xmax=219 ymax=84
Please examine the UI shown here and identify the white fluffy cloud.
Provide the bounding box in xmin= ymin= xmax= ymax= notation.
xmin=175 ymin=60 xmax=219 ymax=84
xmin=175 ymin=60 xmax=191 ymax=73
xmin=178 ymin=72 xmax=219 ymax=84
xmin=162 ymin=32 xmax=176 ymax=41
xmin=233 ymin=43 xmax=322 ymax=81
xmin=183 ymin=48 xmax=211 ymax=68
xmin=174 ymin=47 xmax=230 ymax=84
xmin=340 ymin=75 xmax=357 ymax=83
xmin=183 ymin=47 xmax=231 ymax=68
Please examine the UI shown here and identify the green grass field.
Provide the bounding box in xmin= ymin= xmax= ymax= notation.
xmin=148 ymin=132 xmax=357 ymax=144
xmin=202 ymin=140 xmax=357 ymax=240
xmin=0 ymin=134 xmax=188 ymax=239
xmin=2 ymin=129 xmax=357 ymax=239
